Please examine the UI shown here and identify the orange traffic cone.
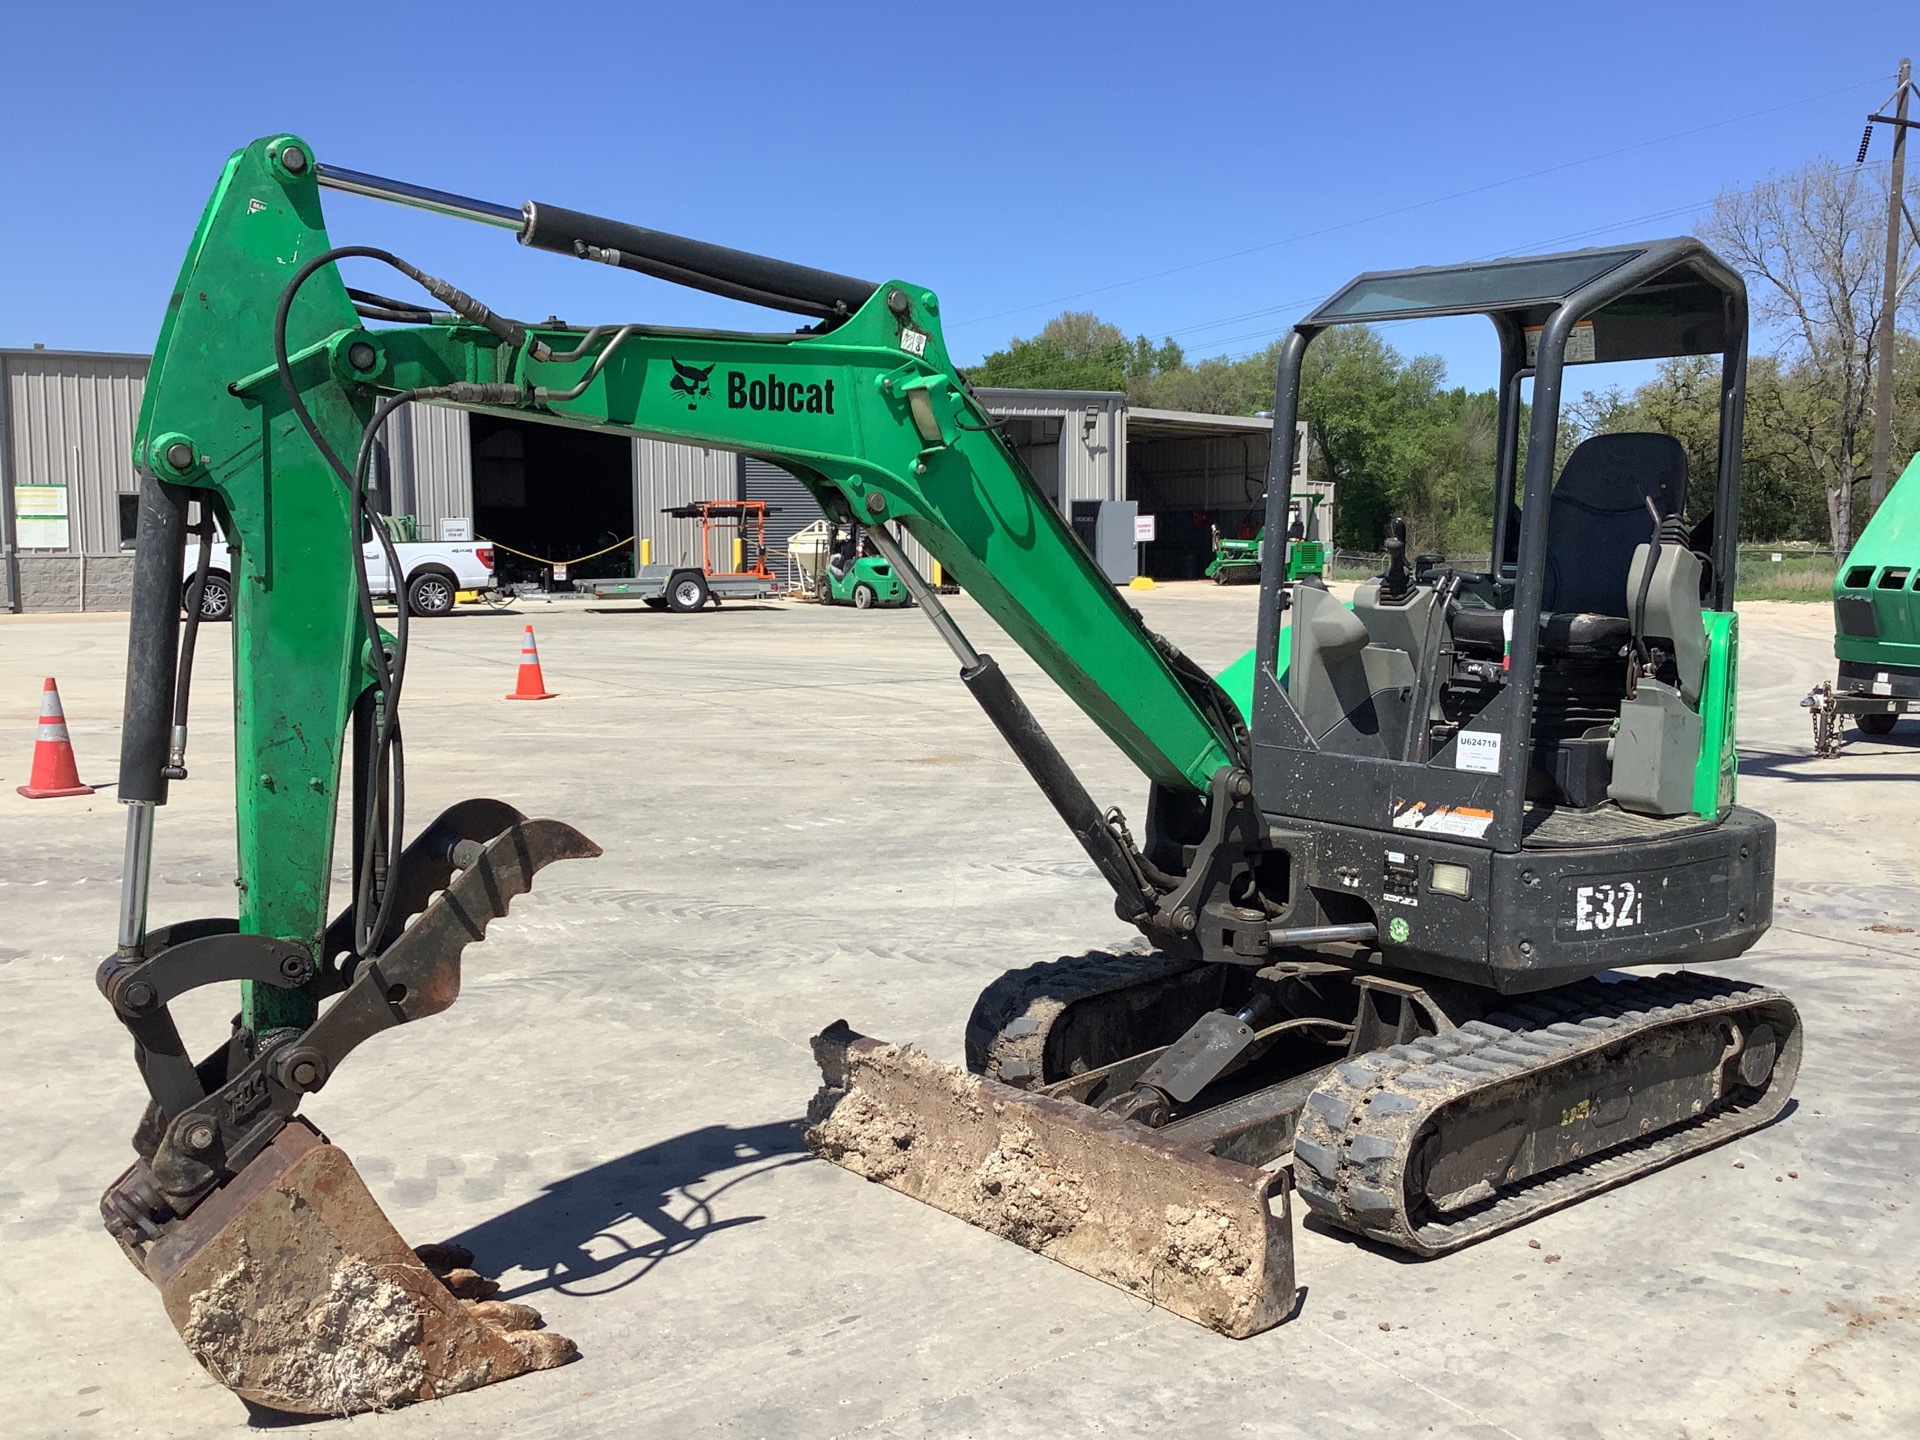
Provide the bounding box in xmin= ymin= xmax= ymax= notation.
xmin=504 ymin=624 xmax=557 ymax=701
xmin=18 ymin=677 xmax=96 ymax=798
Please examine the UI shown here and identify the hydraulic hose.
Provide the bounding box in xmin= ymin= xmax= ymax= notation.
xmin=164 ymin=501 xmax=215 ymax=780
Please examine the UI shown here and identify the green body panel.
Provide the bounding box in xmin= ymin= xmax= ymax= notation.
xmin=1691 ymin=610 xmax=1739 ymax=818
xmin=1215 ymin=622 xmax=1290 ymax=724
xmin=134 ymin=137 xmax=380 ymax=1031
xmin=823 ymin=555 xmax=908 ymax=606
xmin=136 ymin=137 xmax=1237 ymax=1029
xmin=1833 ymin=453 xmax=1920 ymax=670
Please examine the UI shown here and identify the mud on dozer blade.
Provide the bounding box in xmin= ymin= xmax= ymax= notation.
xmin=808 ymin=1022 xmax=1295 ymax=1337
xmin=99 ymin=802 xmax=598 ymax=1415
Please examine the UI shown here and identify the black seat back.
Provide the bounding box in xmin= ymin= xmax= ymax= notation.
xmin=1540 ymin=433 xmax=1688 ymax=617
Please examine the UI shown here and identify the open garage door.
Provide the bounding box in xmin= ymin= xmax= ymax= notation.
xmin=1127 ymin=410 xmax=1283 ymax=581
xmin=471 ymin=414 xmax=634 ymax=587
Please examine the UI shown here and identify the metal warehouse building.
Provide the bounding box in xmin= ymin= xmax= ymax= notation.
xmin=2 ymin=349 xmax=1329 ymax=611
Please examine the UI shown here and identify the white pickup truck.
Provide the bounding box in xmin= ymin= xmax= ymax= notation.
xmin=184 ymin=534 xmax=496 ymax=619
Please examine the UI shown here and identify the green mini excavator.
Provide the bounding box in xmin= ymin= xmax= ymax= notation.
xmin=102 ymin=136 xmax=1799 ymax=1414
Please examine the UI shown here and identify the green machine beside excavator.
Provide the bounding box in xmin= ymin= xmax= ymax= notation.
xmin=101 ymin=135 xmax=1800 ymax=1414
xmin=1206 ymin=491 xmax=1327 ymax=585
xmin=1806 ymin=451 xmax=1920 ymax=755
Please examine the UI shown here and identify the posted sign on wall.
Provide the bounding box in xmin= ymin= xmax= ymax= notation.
xmin=13 ymin=484 xmax=69 ymax=549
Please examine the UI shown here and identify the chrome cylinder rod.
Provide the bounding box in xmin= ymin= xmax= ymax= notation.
xmin=862 ymin=523 xmax=980 ymax=668
xmin=1266 ymin=922 xmax=1379 ymax=948
xmin=315 ymin=164 xmax=525 ymax=231
xmin=117 ymin=801 xmax=156 ymax=954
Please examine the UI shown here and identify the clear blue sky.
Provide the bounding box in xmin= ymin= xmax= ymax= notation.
xmin=2 ymin=2 xmax=1911 ymax=394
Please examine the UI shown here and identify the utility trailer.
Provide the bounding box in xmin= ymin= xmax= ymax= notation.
xmin=585 ymin=499 xmax=782 ymax=610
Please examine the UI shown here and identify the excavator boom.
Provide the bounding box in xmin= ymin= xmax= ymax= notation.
xmin=105 ymin=135 xmax=1257 ymax=1411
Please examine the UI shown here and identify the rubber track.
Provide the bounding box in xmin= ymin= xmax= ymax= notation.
xmin=965 ymin=947 xmax=1205 ymax=1085
xmin=1291 ymin=971 xmax=1801 ymax=1256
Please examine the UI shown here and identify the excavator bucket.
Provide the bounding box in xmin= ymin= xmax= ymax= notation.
xmin=108 ymin=1121 xmax=575 ymax=1415
xmin=807 ymin=1023 xmax=1296 ymax=1338
xmin=98 ymin=802 xmax=598 ymax=1415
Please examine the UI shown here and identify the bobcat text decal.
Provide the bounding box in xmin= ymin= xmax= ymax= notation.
xmin=728 ymin=371 xmax=835 ymax=415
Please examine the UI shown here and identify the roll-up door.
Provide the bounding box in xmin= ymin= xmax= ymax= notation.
xmin=739 ymin=457 xmax=825 ymax=577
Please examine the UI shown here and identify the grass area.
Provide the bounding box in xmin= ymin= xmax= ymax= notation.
xmin=1734 ymin=549 xmax=1834 ymax=603
xmin=1324 ymin=547 xmax=1838 ymax=601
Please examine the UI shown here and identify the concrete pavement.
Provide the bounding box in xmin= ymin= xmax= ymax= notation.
xmin=1 ymin=585 xmax=1915 ymax=1438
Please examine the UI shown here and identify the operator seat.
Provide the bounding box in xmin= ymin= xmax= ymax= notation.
xmin=1448 ymin=435 xmax=1693 ymax=810
xmin=1454 ymin=433 xmax=1688 ymax=657
xmin=1542 ymin=433 xmax=1687 ymax=618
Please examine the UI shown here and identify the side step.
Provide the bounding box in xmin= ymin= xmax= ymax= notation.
xmin=807 ymin=1022 xmax=1296 ymax=1338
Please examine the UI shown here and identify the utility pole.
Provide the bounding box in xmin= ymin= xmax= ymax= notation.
xmin=1862 ymin=59 xmax=1918 ymax=513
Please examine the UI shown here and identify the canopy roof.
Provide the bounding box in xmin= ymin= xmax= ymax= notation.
xmin=1306 ymin=238 xmax=1741 ymax=364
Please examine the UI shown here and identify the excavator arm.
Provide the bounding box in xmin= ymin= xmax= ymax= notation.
xmin=123 ymin=136 xmax=1241 ymax=984
xmin=102 ymin=135 xmax=1269 ymax=1411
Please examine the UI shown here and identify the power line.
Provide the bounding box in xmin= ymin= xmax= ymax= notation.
xmin=951 ymin=72 xmax=1891 ymax=335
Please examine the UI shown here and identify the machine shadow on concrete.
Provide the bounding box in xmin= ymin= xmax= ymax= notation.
xmin=449 ymin=1119 xmax=811 ymax=1301
xmin=1739 ymin=742 xmax=1920 ymax=785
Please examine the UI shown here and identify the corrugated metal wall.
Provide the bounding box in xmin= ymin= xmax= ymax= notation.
xmin=973 ymin=388 xmax=1125 ymax=509
xmin=405 ymin=403 xmax=473 ymax=535
xmin=632 ymin=438 xmax=738 ymax=568
xmin=739 ymin=457 xmax=824 ymax=579
xmin=3 ymin=350 xmax=147 ymax=556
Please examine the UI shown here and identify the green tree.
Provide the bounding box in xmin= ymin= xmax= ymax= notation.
xmin=1571 ymin=356 xmax=1825 ymax=542
xmin=1297 ymin=328 xmax=1454 ymax=549
xmin=967 ymin=312 xmax=1136 ymax=391
xmin=1697 ymin=159 xmax=1920 ymax=553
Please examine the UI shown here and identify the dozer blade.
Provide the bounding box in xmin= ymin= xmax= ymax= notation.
xmin=807 ymin=1022 xmax=1295 ymax=1338
xmin=115 ymin=1120 xmax=574 ymax=1416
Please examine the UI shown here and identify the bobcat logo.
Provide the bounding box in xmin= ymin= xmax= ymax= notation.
xmin=670 ymin=358 xmax=715 ymax=408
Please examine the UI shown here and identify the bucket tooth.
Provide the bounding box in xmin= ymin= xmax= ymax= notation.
xmin=117 ymin=1120 xmax=575 ymax=1416
xmin=807 ymin=1022 xmax=1296 ymax=1338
